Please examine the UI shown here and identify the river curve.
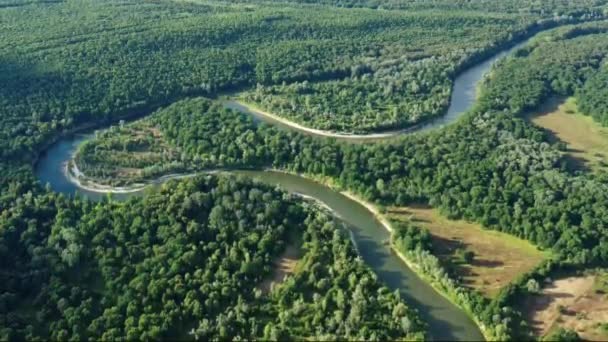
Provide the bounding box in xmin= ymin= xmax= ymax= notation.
xmin=222 ymin=39 xmax=527 ymax=141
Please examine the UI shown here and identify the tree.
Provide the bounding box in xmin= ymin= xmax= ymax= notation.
xmin=526 ymin=279 xmax=540 ymax=294
xmin=463 ymin=251 xmax=475 ymax=264
xmin=543 ymin=328 xmax=581 ymax=341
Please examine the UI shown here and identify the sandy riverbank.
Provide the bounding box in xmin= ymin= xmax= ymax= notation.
xmin=227 ymin=100 xmax=417 ymax=139
xmin=65 ymin=157 xmax=201 ymax=194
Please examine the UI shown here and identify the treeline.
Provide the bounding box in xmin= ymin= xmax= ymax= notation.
xmin=479 ymin=21 xmax=608 ymax=115
xmin=85 ymin=49 xmax=608 ymax=265
xmin=242 ymin=57 xmax=453 ymax=133
xmin=4 ymin=2 xmax=608 ymax=340
xmin=0 ymin=175 xmax=424 ymax=340
xmin=234 ymin=0 xmax=608 ymax=16
xmin=578 ymin=65 xmax=608 ymax=125
xmin=74 ymin=123 xmax=181 ymax=186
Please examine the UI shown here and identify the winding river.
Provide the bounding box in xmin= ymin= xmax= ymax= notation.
xmin=223 ymin=40 xmax=526 ymax=142
xmin=35 ymin=37 xmax=531 ymax=341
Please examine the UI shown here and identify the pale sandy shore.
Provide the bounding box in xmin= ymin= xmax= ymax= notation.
xmin=226 ymin=100 xmax=417 ymax=140
xmin=65 ymin=159 xmax=200 ymax=194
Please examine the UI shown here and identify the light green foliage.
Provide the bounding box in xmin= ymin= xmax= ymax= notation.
xmin=480 ymin=22 xmax=608 ymax=114
xmin=241 ymin=9 xmax=537 ymax=132
xmin=234 ymin=0 xmax=608 ymax=15
xmin=526 ymin=279 xmax=541 ymax=293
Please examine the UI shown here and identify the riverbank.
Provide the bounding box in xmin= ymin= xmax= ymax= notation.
xmin=65 ymin=155 xmax=203 ymax=194
xmin=338 ymin=190 xmax=494 ymax=341
xmin=264 ymin=169 xmax=493 ymax=340
xmin=61 ymin=161 xmax=490 ymax=338
xmin=224 ymin=100 xmax=416 ymax=140
xmin=30 ymin=96 xmax=198 ymax=170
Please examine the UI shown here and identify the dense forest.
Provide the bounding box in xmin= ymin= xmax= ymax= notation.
xmin=479 ymin=21 xmax=608 ymax=115
xmin=79 ymin=19 xmax=608 ymax=263
xmin=235 ymin=0 xmax=608 ymax=14
xmin=4 ymin=0 xmax=608 ymax=341
xmin=578 ymin=65 xmax=608 ymax=125
xmin=238 ymin=13 xmax=608 ymax=133
xmin=0 ymin=175 xmax=425 ymax=340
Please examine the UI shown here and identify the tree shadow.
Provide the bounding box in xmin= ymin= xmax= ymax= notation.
xmin=525 ymin=97 xmax=591 ymax=172
xmin=0 ymin=57 xmax=72 ymax=114
xmin=472 ymin=259 xmax=504 ymax=268
xmin=430 ymin=234 xmax=467 ymax=255
xmin=528 ymin=291 xmax=575 ymax=312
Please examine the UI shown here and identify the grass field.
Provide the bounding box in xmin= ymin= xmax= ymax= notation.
xmin=523 ymin=270 xmax=608 ymax=340
xmin=528 ymin=97 xmax=608 ymax=173
xmin=388 ymin=205 xmax=549 ymax=297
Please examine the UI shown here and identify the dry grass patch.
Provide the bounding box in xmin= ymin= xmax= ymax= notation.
xmin=528 ymin=97 xmax=608 ymax=172
xmin=388 ymin=205 xmax=548 ymax=297
xmin=259 ymin=243 xmax=303 ymax=295
xmin=523 ymin=271 xmax=608 ymax=341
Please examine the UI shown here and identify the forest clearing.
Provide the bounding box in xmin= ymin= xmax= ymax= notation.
xmin=388 ymin=205 xmax=549 ymax=297
xmin=528 ymin=97 xmax=608 ymax=172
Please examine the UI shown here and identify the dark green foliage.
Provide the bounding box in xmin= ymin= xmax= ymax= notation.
xmin=391 ymin=221 xmax=433 ymax=252
xmin=478 ymin=22 xmax=608 ymax=115
xmin=0 ymin=0 xmax=555 ymax=159
xmin=0 ymin=175 xmax=424 ymax=340
xmin=252 ymin=210 xmax=425 ymax=340
xmin=543 ymin=327 xmax=581 ymax=341
xmin=391 ymin=221 xmax=529 ymax=340
xmin=235 ymin=0 xmax=608 ymax=16
xmin=91 ymin=70 xmax=608 ymax=266
xmin=241 ymin=11 xmax=541 ymax=133
xmin=455 ymin=249 xmax=475 ymax=264
xmin=74 ymin=24 xmax=608 ymax=339
xmin=578 ymin=66 xmax=608 ymax=125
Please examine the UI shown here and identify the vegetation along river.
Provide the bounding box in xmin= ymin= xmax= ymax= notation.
xmin=35 ymin=36 xmax=534 ymax=341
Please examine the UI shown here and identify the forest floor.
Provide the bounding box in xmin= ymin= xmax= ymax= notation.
xmin=259 ymin=243 xmax=303 ymax=295
xmin=523 ymin=271 xmax=608 ymax=340
xmin=387 ymin=204 xmax=548 ymax=298
xmin=527 ymin=97 xmax=608 ymax=173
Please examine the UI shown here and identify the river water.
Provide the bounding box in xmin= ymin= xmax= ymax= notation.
xmin=35 ymin=38 xmax=530 ymax=341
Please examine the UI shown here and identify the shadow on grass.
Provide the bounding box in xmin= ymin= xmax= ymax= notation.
xmin=525 ymin=97 xmax=591 ymax=173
